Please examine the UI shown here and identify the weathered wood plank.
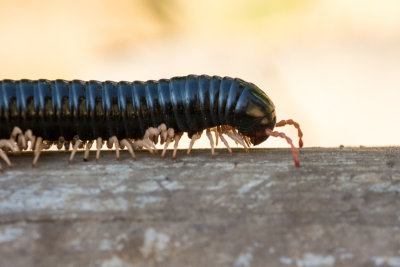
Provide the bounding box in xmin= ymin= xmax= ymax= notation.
xmin=0 ymin=148 xmax=399 ymax=267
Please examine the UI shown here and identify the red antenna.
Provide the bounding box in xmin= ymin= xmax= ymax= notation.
xmin=265 ymin=128 xmax=300 ymax=167
xmin=275 ymin=119 xmax=303 ymax=148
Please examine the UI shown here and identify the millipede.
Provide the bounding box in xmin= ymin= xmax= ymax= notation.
xmin=0 ymin=75 xmax=303 ymax=171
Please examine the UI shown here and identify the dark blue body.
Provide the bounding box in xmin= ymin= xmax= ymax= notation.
xmin=0 ymin=75 xmax=276 ymax=143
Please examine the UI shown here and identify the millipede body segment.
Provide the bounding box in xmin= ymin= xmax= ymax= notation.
xmin=0 ymin=75 xmax=303 ymax=170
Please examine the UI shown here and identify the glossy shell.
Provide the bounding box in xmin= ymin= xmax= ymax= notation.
xmin=0 ymin=75 xmax=276 ymax=144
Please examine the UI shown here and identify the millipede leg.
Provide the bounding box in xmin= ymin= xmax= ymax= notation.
xmin=96 ymin=137 xmax=102 ymax=161
xmin=172 ymin=133 xmax=183 ymax=159
xmin=206 ymin=129 xmax=215 ymax=157
xmin=212 ymin=128 xmax=219 ymax=146
xmin=119 ymin=142 xmax=125 ymax=150
xmin=187 ymin=131 xmax=202 ymax=155
xmin=158 ymin=123 xmax=167 ymax=145
xmin=17 ymin=134 xmax=27 ymax=150
xmin=143 ymin=139 xmax=157 ymax=153
xmin=24 ymin=130 xmax=36 ymax=151
xmin=0 ymin=149 xmax=12 ymax=167
xmin=145 ymin=127 xmax=160 ymax=147
xmin=57 ymin=136 xmax=65 ymax=150
xmin=32 ymin=137 xmax=43 ymax=167
xmin=83 ymin=141 xmax=93 ymax=161
xmin=0 ymin=139 xmax=19 ymax=153
xmin=161 ymin=128 xmax=174 ymax=158
xmin=275 ymin=119 xmax=304 ymax=148
xmin=10 ymin=127 xmax=26 ymax=151
xmin=133 ymin=139 xmax=155 ymax=154
xmin=265 ymin=128 xmax=300 ymax=167
xmin=0 ymin=127 xmax=24 ymax=169
xmin=152 ymin=130 xmax=160 ymax=145
xmin=120 ymin=139 xmax=136 ymax=160
xmin=233 ymin=129 xmax=250 ymax=151
xmin=242 ymin=135 xmax=251 ymax=147
xmin=106 ymin=139 xmax=113 ymax=149
xmin=109 ymin=136 xmax=120 ymax=160
xmin=10 ymin=127 xmax=23 ymax=141
xmin=42 ymin=140 xmax=53 ymax=150
xmin=223 ymin=129 xmax=248 ymax=152
xmin=217 ymin=127 xmax=232 ymax=154
xmin=69 ymin=139 xmax=82 ymax=163
xmin=161 ymin=140 xmax=171 ymax=158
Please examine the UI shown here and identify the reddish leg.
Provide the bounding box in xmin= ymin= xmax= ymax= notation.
xmin=265 ymin=129 xmax=300 ymax=167
xmin=275 ymin=119 xmax=303 ymax=148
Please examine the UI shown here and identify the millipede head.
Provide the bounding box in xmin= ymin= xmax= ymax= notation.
xmin=234 ymin=82 xmax=277 ymax=146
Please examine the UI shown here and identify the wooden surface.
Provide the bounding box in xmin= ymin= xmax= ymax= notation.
xmin=0 ymin=147 xmax=400 ymax=267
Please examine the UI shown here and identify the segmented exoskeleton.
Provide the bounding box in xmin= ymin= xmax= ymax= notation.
xmin=0 ymin=75 xmax=303 ymax=170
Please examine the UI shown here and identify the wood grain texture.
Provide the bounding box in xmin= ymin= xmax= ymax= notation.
xmin=0 ymin=147 xmax=399 ymax=267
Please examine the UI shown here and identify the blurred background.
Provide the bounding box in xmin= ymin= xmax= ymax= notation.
xmin=0 ymin=0 xmax=399 ymax=148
